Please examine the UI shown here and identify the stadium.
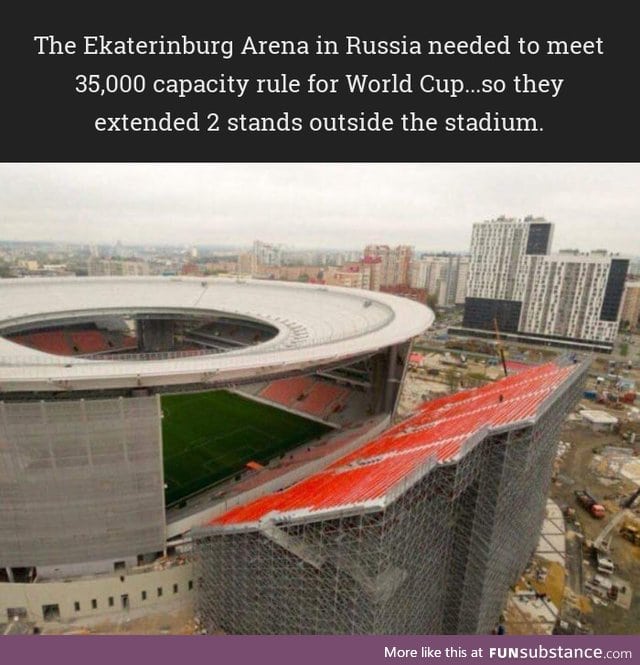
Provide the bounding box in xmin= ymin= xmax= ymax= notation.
xmin=0 ymin=277 xmax=431 ymax=621
xmin=0 ymin=276 xmax=587 ymax=633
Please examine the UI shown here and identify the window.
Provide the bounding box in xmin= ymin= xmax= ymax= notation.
xmin=188 ymin=580 xmax=193 ymax=591
xmin=7 ymin=607 xmax=28 ymax=621
xmin=157 ymin=587 xmax=163 ymax=597
xmin=108 ymin=596 xmax=114 ymax=607
xmin=173 ymin=583 xmax=178 ymax=594
xmin=91 ymin=599 xmax=97 ymax=610
xmin=142 ymin=591 xmax=147 ymax=601
xmin=42 ymin=604 xmax=60 ymax=622
xmin=74 ymin=601 xmax=80 ymax=612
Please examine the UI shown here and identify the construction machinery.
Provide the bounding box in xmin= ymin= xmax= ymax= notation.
xmin=592 ymin=508 xmax=633 ymax=553
xmin=575 ymin=489 xmax=606 ymax=519
xmin=620 ymin=391 xmax=637 ymax=404
xmin=594 ymin=552 xmax=615 ymax=575
xmin=620 ymin=524 xmax=640 ymax=546
xmin=492 ymin=317 xmax=508 ymax=378
xmin=621 ymin=486 xmax=640 ymax=509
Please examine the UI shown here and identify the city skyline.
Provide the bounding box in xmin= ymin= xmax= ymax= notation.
xmin=0 ymin=163 xmax=639 ymax=254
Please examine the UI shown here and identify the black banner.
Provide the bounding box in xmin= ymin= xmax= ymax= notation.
xmin=0 ymin=2 xmax=636 ymax=161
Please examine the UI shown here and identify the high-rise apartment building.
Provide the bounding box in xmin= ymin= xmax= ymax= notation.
xmin=324 ymin=266 xmax=365 ymax=289
xmin=364 ymin=244 xmax=413 ymax=287
xmin=455 ymin=258 xmax=469 ymax=305
xmin=628 ymin=258 xmax=640 ymax=278
xmin=252 ymin=240 xmax=282 ymax=274
xmin=410 ymin=255 xmax=469 ymax=307
xmin=459 ymin=216 xmax=628 ymax=352
xmin=620 ymin=282 xmax=640 ymax=330
xmin=324 ymin=257 xmax=382 ymax=291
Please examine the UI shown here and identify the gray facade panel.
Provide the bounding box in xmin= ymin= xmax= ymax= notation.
xmin=600 ymin=258 xmax=630 ymax=322
xmin=525 ymin=223 xmax=552 ymax=255
xmin=0 ymin=396 xmax=165 ymax=568
xmin=462 ymin=297 xmax=522 ymax=334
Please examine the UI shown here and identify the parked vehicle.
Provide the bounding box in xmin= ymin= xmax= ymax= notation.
xmin=575 ymin=489 xmax=606 ymax=518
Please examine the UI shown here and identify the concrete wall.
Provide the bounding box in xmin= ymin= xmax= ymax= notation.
xmin=0 ymin=561 xmax=194 ymax=624
xmin=0 ymin=395 xmax=166 ymax=569
xmin=36 ymin=556 xmax=138 ymax=580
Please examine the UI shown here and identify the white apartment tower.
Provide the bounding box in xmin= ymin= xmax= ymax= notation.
xmin=410 ymin=254 xmax=470 ymax=307
xmin=461 ymin=216 xmax=628 ymax=352
xmin=252 ymin=240 xmax=282 ymax=274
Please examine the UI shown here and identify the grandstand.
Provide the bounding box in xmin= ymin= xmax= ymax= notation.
xmin=193 ymin=358 xmax=589 ymax=634
xmin=9 ymin=327 xmax=137 ymax=357
xmin=12 ymin=331 xmax=72 ymax=355
xmin=256 ymin=377 xmax=352 ymax=419
xmin=184 ymin=317 xmax=276 ymax=351
xmin=70 ymin=330 xmax=110 ymax=354
xmin=260 ymin=376 xmax=316 ymax=407
xmin=292 ymin=381 xmax=350 ymax=417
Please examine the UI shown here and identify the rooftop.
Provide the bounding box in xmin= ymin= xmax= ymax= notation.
xmin=580 ymin=409 xmax=619 ymax=425
xmin=0 ymin=277 xmax=433 ymax=392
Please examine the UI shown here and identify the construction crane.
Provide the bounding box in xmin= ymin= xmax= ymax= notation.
xmin=493 ymin=317 xmax=509 ymax=378
xmin=592 ymin=509 xmax=634 ymax=554
xmin=622 ymin=486 xmax=640 ymax=509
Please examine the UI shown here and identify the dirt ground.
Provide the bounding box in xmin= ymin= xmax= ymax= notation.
xmin=551 ymin=419 xmax=640 ymax=634
xmin=528 ymin=559 xmax=566 ymax=610
xmin=41 ymin=602 xmax=198 ymax=635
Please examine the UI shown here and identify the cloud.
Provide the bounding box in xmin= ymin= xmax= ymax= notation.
xmin=0 ymin=163 xmax=638 ymax=254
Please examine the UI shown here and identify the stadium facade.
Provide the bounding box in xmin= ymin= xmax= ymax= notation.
xmin=193 ymin=359 xmax=588 ymax=634
xmin=0 ymin=277 xmax=432 ymax=624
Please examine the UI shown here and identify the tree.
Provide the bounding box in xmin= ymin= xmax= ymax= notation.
xmin=445 ymin=368 xmax=458 ymax=393
xmin=0 ymin=260 xmax=12 ymax=278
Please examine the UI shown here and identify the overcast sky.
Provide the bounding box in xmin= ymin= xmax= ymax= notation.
xmin=0 ymin=163 xmax=638 ymax=254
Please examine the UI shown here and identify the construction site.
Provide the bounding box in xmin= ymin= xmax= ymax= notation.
xmin=397 ymin=325 xmax=640 ymax=635
xmin=4 ymin=279 xmax=638 ymax=635
xmin=550 ymin=408 xmax=640 ymax=634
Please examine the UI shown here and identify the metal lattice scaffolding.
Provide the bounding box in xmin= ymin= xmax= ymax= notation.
xmin=193 ymin=359 xmax=588 ymax=634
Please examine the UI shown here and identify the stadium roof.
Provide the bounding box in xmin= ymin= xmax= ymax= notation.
xmin=0 ymin=277 xmax=433 ymax=392
xmin=208 ymin=362 xmax=580 ymax=528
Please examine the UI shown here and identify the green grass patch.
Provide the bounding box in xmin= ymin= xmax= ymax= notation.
xmin=161 ymin=390 xmax=330 ymax=506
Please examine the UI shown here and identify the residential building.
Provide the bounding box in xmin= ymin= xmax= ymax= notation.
xmin=364 ymin=245 xmax=413 ymax=287
xmin=324 ymin=266 xmax=365 ymax=289
xmin=620 ymin=281 xmax=640 ymax=329
xmin=459 ymin=216 xmax=628 ymax=352
xmin=87 ymin=258 xmax=150 ymax=277
xmin=252 ymin=240 xmax=282 ymax=274
xmin=410 ymin=254 xmax=469 ymax=307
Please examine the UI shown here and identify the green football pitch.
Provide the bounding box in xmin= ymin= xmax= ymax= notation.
xmin=161 ymin=390 xmax=330 ymax=506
